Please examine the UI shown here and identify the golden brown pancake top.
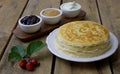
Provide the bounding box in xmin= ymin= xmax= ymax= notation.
xmin=57 ymin=21 xmax=109 ymax=46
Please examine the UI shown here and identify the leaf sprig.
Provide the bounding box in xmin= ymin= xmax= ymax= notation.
xmin=8 ymin=40 xmax=46 ymax=61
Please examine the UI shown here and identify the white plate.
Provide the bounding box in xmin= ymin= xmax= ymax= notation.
xmin=46 ymin=29 xmax=118 ymax=62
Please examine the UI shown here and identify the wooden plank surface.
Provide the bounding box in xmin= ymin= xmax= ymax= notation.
xmin=0 ymin=0 xmax=119 ymax=74
xmin=54 ymin=0 xmax=112 ymax=74
xmin=0 ymin=0 xmax=28 ymax=59
xmin=97 ymin=0 xmax=120 ymax=74
xmin=0 ymin=0 xmax=60 ymax=74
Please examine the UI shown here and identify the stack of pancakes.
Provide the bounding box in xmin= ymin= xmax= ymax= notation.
xmin=55 ymin=21 xmax=111 ymax=57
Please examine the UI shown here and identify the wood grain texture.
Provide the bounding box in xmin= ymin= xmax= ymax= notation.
xmin=0 ymin=0 xmax=60 ymax=74
xmin=54 ymin=0 xmax=112 ymax=74
xmin=0 ymin=0 xmax=119 ymax=74
xmin=97 ymin=0 xmax=120 ymax=74
xmin=0 ymin=0 xmax=28 ymax=59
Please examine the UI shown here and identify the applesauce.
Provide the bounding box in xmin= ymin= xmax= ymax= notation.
xmin=43 ymin=9 xmax=60 ymax=16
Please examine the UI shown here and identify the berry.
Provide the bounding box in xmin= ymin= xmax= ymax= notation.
xmin=19 ymin=59 xmax=27 ymax=69
xmin=21 ymin=15 xmax=40 ymax=25
xmin=26 ymin=62 xmax=35 ymax=71
xmin=31 ymin=59 xmax=38 ymax=66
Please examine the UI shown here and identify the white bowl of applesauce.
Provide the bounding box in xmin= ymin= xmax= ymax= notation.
xmin=40 ymin=8 xmax=62 ymax=25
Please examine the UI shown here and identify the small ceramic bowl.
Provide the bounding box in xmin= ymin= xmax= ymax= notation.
xmin=60 ymin=2 xmax=81 ymax=18
xmin=18 ymin=15 xmax=42 ymax=33
xmin=40 ymin=8 xmax=62 ymax=25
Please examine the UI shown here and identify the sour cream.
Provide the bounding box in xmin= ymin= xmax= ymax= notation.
xmin=61 ymin=1 xmax=81 ymax=11
xmin=60 ymin=2 xmax=81 ymax=18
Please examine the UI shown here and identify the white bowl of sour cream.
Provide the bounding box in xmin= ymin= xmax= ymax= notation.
xmin=60 ymin=2 xmax=81 ymax=18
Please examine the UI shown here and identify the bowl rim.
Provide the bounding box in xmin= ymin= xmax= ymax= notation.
xmin=40 ymin=8 xmax=63 ymax=18
xmin=18 ymin=15 xmax=42 ymax=27
xmin=60 ymin=2 xmax=81 ymax=11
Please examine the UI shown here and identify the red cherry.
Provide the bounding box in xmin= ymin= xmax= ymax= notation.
xmin=31 ymin=59 xmax=38 ymax=66
xmin=19 ymin=59 xmax=27 ymax=69
xmin=26 ymin=62 xmax=35 ymax=71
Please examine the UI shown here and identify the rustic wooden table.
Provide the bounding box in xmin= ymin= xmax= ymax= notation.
xmin=0 ymin=0 xmax=120 ymax=74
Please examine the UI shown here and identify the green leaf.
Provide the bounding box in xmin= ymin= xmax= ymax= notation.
xmin=11 ymin=45 xmax=26 ymax=57
xmin=8 ymin=52 xmax=22 ymax=61
xmin=27 ymin=40 xmax=46 ymax=56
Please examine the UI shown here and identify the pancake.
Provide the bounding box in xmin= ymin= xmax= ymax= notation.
xmin=54 ymin=21 xmax=111 ymax=57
